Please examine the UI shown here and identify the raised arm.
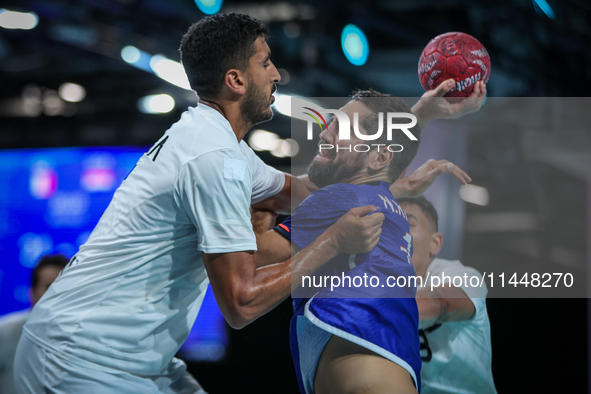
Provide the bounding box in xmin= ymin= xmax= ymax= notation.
xmin=390 ymin=159 xmax=471 ymax=199
xmin=203 ymin=205 xmax=384 ymax=329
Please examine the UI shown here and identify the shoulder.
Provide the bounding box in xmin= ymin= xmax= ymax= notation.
xmin=307 ymin=183 xmax=360 ymax=203
xmin=428 ymin=258 xmax=481 ymax=277
xmin=297 ymin=183 xmax=360 ymax=212
xmin=181 ymin=148 xmax=250 ymax=175
xmin=174 ymin=149 xmax=253 ymax=198
xmin=169 ymin=107 xmax=244 ymax=162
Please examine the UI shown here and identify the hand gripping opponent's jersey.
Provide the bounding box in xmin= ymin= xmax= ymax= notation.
xmin=274 ymin=181 xmax=421 ymax=393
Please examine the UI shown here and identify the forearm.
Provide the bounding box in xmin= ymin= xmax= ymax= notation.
xmin=227 ymin=229 xmax=340 ymax=328
xmin=389 ymin=178 xmax=412 ymax=199
xmin=253 ymin=229 xmax=290 ymax=268
xmin=417 ymin=297 xmax=443 ymax=329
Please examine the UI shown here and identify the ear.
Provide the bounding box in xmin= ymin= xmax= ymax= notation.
xmin=223 ymin=69 xmax=248 ymax=96
xmin=430 ymin=232 xmax=443 ymax=257
xmin=368 ymin=147 xmax=394 ymax=172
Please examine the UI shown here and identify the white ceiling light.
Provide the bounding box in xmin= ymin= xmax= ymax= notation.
xmin=121 ymin=46 xmax=141 ymax=64
xmin=248 ymin=129 xmax=280 ymax=151
xmin=137 ymin=94 xmax=175 ymax=114
xmin=459 ymin=184 xmax=490 ymax=206
xmin=59 ymin=83 xmax=86 ymax=103
xmin=150 ymin=55 xmax=191 ymax=91
xmin=0 ymin=9 xmax=38 ymax=30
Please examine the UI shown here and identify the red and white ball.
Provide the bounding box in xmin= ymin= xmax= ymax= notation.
xmin=418 ymin=32 xmax=491 ymax=97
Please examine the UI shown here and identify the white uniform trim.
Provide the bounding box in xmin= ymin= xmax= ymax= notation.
xmin=303 ymin=297 xmax=418 ymax=388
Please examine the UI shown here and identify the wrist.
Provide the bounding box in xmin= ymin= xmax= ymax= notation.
xmin=322 ymin=225 xmax=343 ymax=255
xmin=411 ymin=103 xmax=429 ymax=128
xmin=390 ymin=178 xmax=411 ymax=199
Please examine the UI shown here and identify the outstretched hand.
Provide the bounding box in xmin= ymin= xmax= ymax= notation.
xmin=328 ymin=205 xmax=384 ymax=255
xmin=390 ymin=159 xmax=471 ymax=199
xmin=412 ymin=79 xmax=487 ymax=127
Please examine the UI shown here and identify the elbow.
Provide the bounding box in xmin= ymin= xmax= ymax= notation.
xmin=223 ymin=308 xmax=251 ymax=330
xmin=222 ymin=290 xmax=259 ymax=330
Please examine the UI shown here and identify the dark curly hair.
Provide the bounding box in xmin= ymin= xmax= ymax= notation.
xmin=351 ymin=89 xmax=422 ymax=182
xmin=179 ymin=13 xmax=269 ymax=99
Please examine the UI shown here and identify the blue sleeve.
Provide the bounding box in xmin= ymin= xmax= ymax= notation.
xmin=288 ymin=184 xmax=360 ymax=250
xmin=273 ymin=216 xmax=291 ymax=241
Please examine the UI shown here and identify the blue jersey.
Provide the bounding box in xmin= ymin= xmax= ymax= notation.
xmin=274 ymin=182 xmax=421 ymax=393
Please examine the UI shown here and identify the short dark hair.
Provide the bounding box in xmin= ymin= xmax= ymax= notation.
xmin=179 ymin=13 xmax=269 ymax=99
xmin=31 ymin=254 xmax=69 ymax=289
xmin=398 ymin=196 xmax=439 ymax=232
xmin=351 ymin=89 xmax=422 ymax=182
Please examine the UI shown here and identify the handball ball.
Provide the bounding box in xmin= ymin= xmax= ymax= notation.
xmin=418 ymin=32 xmax=491 ymax=97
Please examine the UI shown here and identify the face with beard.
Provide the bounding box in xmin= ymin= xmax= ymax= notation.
xmin=308 ymin=100 xmax=375 ymax=188
xmin=241 ymin=75 xmax=275 ymax=127
xmin=307 ymin=146 xmax=368 ymax=188
xmin=240 ymin=36 xmax=280 ymax=128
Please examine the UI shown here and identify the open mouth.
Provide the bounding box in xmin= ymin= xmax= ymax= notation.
xmin=315 ymin=146 xmax=333 ymax=161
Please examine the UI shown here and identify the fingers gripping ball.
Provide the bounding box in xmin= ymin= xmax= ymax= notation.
xmin=418 ymin=32 xmax=491 ymax=97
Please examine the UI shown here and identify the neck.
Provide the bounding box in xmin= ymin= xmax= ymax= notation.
xmin=416 ymin=257 xmax=435 ymax=280
xmin=199 ymin=98 xmax=251 ymax=142
xmin=347 ymin=171 xmax=390 ymax=186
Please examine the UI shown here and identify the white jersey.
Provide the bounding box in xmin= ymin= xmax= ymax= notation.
xmin=23 ymin=104 xmax=285 ymax=376
xmin=420 ymin=258 xmax=497 ymax=394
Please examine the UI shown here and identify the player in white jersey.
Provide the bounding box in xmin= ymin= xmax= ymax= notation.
xmin=398 ymin=196 xmax=497 ymax=394
xmin=15 ymin=13 xmax=385 ymax=393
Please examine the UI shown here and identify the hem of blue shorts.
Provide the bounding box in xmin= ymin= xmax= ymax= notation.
xmin=303 ymin=298 xmax=418 ymax=388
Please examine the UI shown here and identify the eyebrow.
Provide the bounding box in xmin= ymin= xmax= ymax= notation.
xmin=263 ymin=51 xmax=271 ymax=64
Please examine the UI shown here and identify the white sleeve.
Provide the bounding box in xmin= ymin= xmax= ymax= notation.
xmin=174 ymin=150 xmax=257 ymax=254
xmin=430 ymin=259 xmax=488 ymax=299
xmin=428 ymin=259 xmax=488 ymax=319
xmin=241 ymin=142 xmax=285 ymax=204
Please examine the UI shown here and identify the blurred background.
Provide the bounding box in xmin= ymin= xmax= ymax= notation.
xmin=0 ymin=0 xmax=589 ymax=392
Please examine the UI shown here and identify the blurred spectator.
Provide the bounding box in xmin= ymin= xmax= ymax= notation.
xmin=0 ymin=254 xmax=68 ymax=394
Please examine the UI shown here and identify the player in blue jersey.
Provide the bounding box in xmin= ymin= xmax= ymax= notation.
xmin=252 ymin=85 xmax=483 ymax=394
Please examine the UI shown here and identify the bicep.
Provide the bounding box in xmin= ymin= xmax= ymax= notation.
xmin=202 ymin=251 xmax=255 ymax=320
